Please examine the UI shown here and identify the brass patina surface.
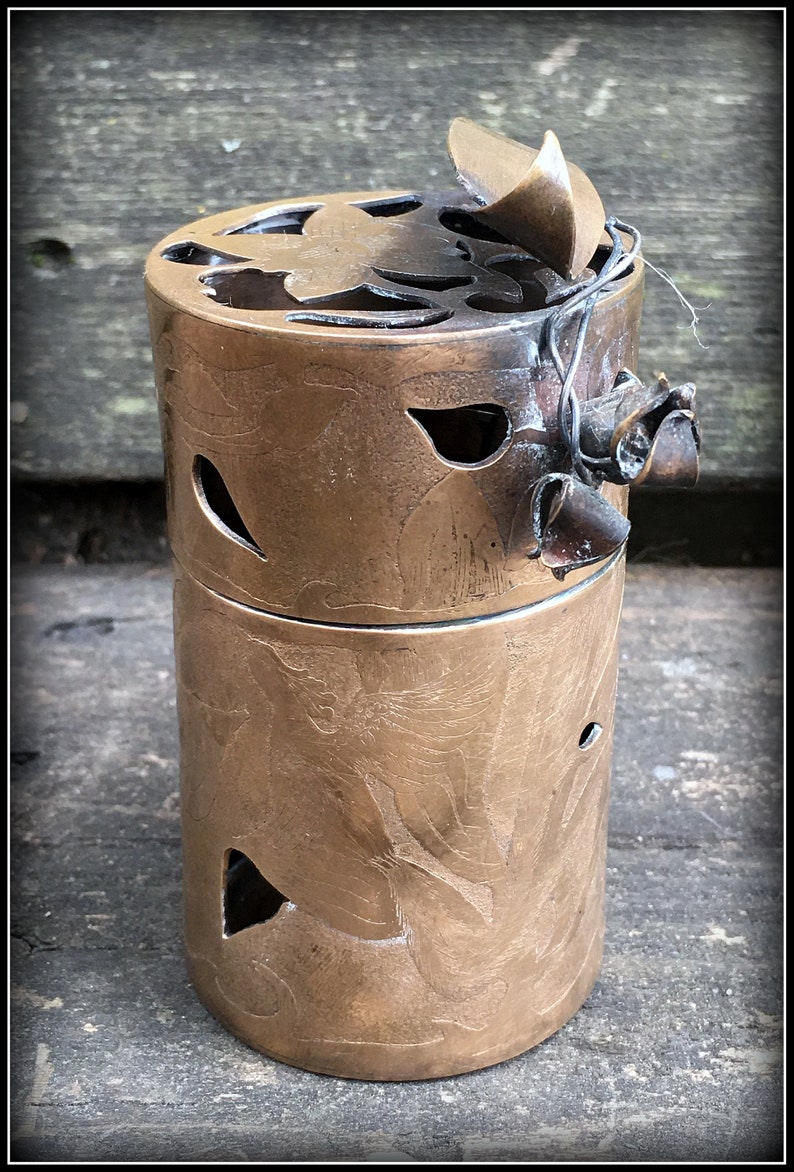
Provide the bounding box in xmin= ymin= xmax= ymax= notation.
xmin=175 ymin=557 xmax=624 ymax=1080
xmin=145 ymin=122 xmax=698 ymax=1079
xmin=147 ymin=189 xmax=641 ymax=624
xmin=448 ymin=118 xmax=607 ymax=280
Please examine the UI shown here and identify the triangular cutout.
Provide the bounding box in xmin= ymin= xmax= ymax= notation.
xmin=224 ymin=849 xmax=287 ymax=936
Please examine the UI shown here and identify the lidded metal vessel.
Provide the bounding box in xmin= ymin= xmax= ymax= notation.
xmin=145 ymin=123 xmax=697 ymax=1080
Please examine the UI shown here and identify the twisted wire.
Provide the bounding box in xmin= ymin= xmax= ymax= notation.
xmin=544 ymin=218 xmax=642 ymax=485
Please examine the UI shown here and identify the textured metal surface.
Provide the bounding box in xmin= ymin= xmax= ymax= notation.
xmin=11 ymin=11 xmax=781 ymax=486
xmin=146 ymin=187 xmax=628 ymax=334
xmin=144 ymin=125 xmax=700 ymax=1077
xmin=175 ymin=556 xmax=625 ymax=1080
xmin=146 ymin=188 xmax=643 ymax=622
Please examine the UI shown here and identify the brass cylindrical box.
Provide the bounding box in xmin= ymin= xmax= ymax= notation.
xmin=146 ymin=187 xmax=644 ymax=1080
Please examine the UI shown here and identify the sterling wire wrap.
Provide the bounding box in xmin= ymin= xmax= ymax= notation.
xmin=548 ymin=218 xmax=643 ymax=486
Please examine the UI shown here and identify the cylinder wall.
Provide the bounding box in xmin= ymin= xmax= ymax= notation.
xmin=175 ymin=556 xmax=625 ymax=1080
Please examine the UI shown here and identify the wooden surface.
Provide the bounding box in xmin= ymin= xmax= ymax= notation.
xmin=10 ymin=11 xmax=782 ymax=488
xmin=10 ymin=565 xmax=782 ymax=1161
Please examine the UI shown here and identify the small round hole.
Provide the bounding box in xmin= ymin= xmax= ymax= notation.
xmin=579 ymin=722 xmax=602 ymax=750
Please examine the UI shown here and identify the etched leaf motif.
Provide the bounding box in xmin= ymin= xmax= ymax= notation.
xmin=399 ymin=472 xmax=508 ymax=612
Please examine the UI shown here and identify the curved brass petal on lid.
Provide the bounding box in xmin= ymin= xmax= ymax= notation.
xmin=448 ymin=118 xmax=606 ymax=280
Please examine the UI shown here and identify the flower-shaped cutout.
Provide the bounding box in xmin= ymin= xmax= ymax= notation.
xmin=234 ymin=202 xmax=462 ymax=302
xmin=157 ymin=191 xmax=617 ymax=328
xmin=170 ymin=198 xmax=530 ymax=308
xmin=158 ymin=192 xmax=572 ymax=323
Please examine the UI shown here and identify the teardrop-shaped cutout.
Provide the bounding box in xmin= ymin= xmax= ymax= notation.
xmin=193 ymin=454 xmax=267 ymax=558
xmin=224 ymin=850 xmax=288 ymax=936
xmin=579 ymin=722 xmax=603 ymax=750
xmin=161 ymin=241 xmax=248 ymax=266
xmin=354 ymin=196 xmax=423 ymax=217
xmin=408 ymin=404 xmax=512 ymax=465
xmin=223 ymin=206 xmax=319 ymax=235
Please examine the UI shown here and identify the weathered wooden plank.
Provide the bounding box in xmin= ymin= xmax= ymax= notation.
xmin=10 ymin=566 xmax=782 ymax=1160
xmin=10 ymin=11 xmax=782 ymax=485
xmin=10 ymin=482 xmax=784 ymax=569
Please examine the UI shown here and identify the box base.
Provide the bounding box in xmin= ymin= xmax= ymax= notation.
xmin=174 ymin=554 xmax=624 ymax=1079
